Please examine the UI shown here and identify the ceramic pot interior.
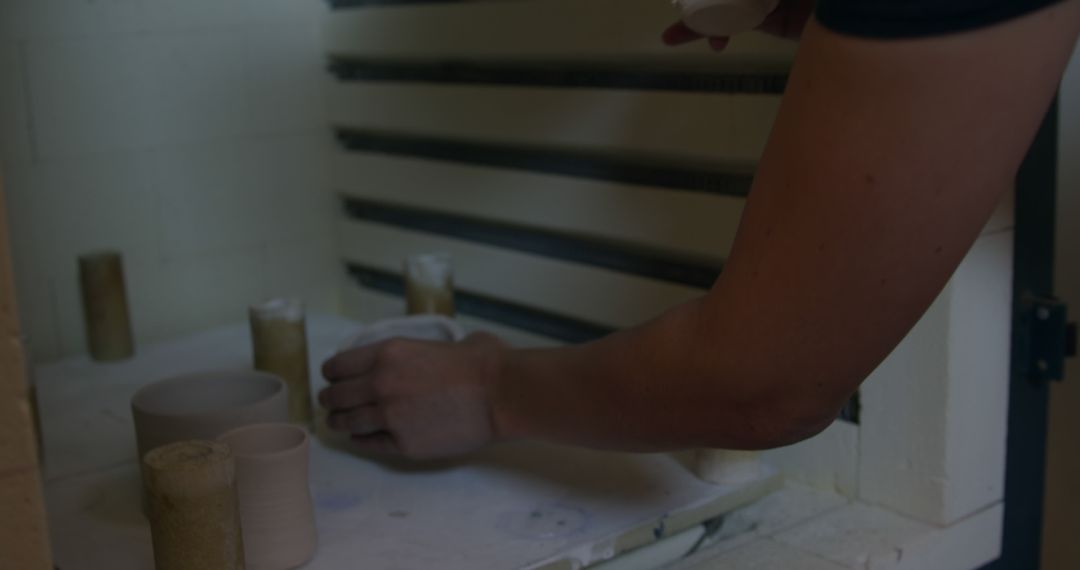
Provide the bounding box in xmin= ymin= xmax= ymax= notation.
xmin=219 ymin=423 xmax=307 ymax=457
xmin=132 ymin=371 xmax=284 ymax=418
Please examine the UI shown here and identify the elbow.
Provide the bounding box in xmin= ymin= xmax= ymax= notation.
xmin=701 ymin=382 xmax=855 ymax=451
xmin=755 ymin=403 xmax=840 ymax=449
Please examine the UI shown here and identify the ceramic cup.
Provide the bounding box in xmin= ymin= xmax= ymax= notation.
xmin=131 ymin=370 xmax=290 ymax=464
xmin=218 ymin=423 xmax=317 ymax=570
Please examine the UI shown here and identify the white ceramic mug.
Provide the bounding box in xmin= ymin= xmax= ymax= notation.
xmin=219 ymin=423 xmax=317 ymax=570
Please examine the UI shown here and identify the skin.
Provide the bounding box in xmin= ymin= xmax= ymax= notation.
xmin=321 ymin=1 xmax=1080 ymax=460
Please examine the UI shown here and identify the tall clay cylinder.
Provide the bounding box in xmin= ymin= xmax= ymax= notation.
xmin=79 ymin=251 xmax=134 ymax=361
xmin=250 ymin=299 xmax=311 ymax=423
xmin=143 ymin=440 xmax=245 ymax=570
xmin=404 ymin=253 xmax=455 ymax=317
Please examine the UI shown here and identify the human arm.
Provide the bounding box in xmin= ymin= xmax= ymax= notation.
xmin=321 ymin=2 xmax=1080 ymax=459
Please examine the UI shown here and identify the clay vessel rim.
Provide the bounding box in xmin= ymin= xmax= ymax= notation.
xmin=250 ymin=297 xmax=305 ymax=321
xmin=143 ymin=440 xmax=233 ymax=472
xmin=218 ymin=422 xmax=309 ymax=460
xmin=131 ymin=370 xmax=285 ymax=419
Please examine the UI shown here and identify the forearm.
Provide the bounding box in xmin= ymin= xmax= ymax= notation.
xmin=491 ymin=297 xmax=838 ymax=452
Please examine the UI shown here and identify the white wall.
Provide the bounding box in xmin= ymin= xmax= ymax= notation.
xmin=1043 ymin=41 xmax=1080 ymax=570
xmin=0 ymin=0 xmax=339 ymax=363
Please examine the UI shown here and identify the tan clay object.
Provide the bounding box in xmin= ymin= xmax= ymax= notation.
xmin=78 ymin=251 xmax=134 ymax=361
xmin=250 ymin=299 xmax=312 ymax=423
xmin=143 ymin=440 xmax=245 ymax=570
xmin=693 ymin=449 xmax=764 ymax=485
xmin=404 ymin=253 xmax=455 ymax=317
xmin=131 ymin=370 xmax=289 ymax=464
xmin=219 ymin=423 xmax=317 ymax=570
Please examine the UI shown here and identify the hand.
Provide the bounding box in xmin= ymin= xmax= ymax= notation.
xmin=319 ymin=332 xmax=508 ymax=460
xmin=662 ymin=0 xmax=816 ymax=51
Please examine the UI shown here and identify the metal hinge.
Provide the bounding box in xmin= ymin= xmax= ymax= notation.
xmin=1023 ymin=295 xmax=1076 ymax=383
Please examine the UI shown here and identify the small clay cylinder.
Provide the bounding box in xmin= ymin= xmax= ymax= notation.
xmin=219 ymin=423 xmax=317 ymax=570
xmin=404 ymin=253 xmax=455 ymax=317
xmin=78 ymin=251 xmax=134 ymax=361
xmin=143 ymin=440 xmax=245 ymax=570
xmin=250 ymin=299 xmax=311 ymax=423
xmin=693 ymin=449 xmax=764 ymax=485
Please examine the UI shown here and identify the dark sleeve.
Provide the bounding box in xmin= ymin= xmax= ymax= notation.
xmin=816 ymin=0 xmax=1065 ymax=38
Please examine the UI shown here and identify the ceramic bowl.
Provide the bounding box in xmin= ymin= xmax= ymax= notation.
xmin=131 ymin=370 xmax=289 ymax=463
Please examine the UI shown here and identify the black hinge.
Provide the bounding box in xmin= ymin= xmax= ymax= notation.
xmin=1022 ymin=295 xmax=1076 ymax=383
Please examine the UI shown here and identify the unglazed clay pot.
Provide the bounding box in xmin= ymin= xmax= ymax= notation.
xmin=131 ymin=370 xmax=289 ymax=463
xmin=218 ymin=423 xmax=317 ymax=570
xmin=143 ymin=440 xmax=245 ymax=570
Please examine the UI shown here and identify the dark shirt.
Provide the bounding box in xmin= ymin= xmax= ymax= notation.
xmin=816 ymin=0 xmax=1065 ymax=37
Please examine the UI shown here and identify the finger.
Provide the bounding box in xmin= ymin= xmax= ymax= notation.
xmin=662 ymin=21 xmax=703 ymax=45
xmin=708 ymin=36 xmax=731 ymax=51
xmin=351 ymin=432 xmax=401 ymax=455
xmin=328 ymin=405 xmax=387 ymax=436
xmin=322 ymin=345 xmax=379 ymax=382
xmin=318 ymin=378 xmax=376 ymax=411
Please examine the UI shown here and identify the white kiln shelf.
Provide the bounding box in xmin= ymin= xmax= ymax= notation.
xmin=37 ymin=315 xmax=779 ymax=569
